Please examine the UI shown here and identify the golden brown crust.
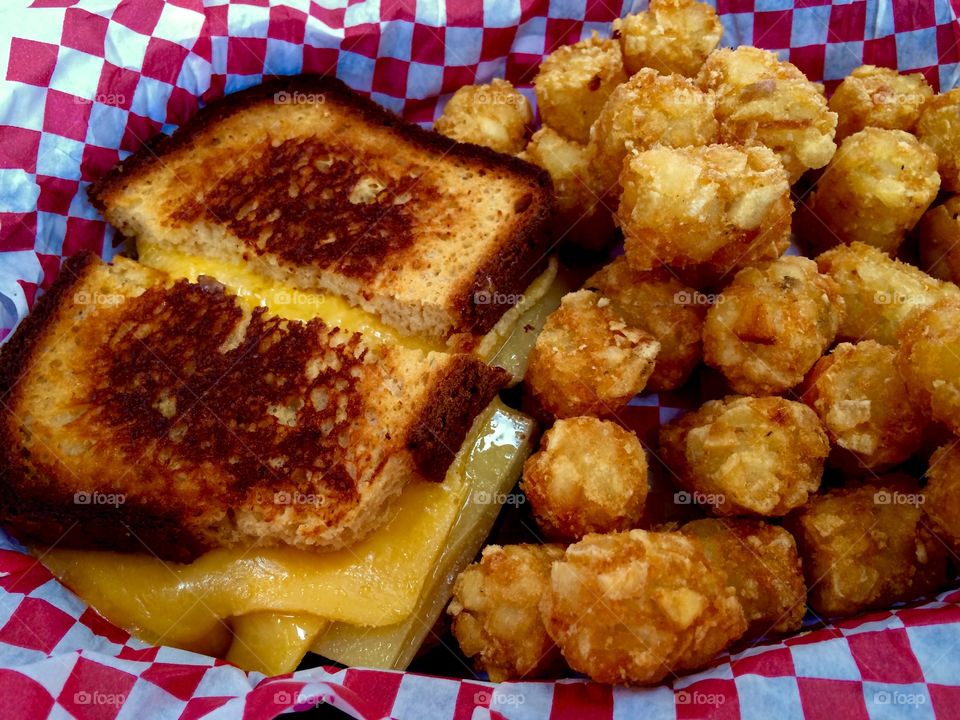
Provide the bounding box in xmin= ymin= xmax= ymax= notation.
xmin=89 ymin=75 xmax=554 ymax=338
xmin=0 ymin=253 xmax=507 ymax=561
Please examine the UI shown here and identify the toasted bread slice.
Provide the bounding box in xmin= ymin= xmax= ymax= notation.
xmin=89 ymin=76 xmax=554 ymax=343
xmin=0 ymin=253 xmax=507 ymax=562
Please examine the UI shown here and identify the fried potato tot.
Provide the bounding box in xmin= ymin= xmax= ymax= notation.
xmin=520 ymin=127 xmax=615 ymax=251
xmin=434 ymin=78 xmax=533 ymax=154
xmin=659 ymin=395 xmax=828 ymax=517
xmin=681 ymin=519 xmax=806 ymax=637
xmin=533 ymin=34 xmax=627 ymax=145
xmin=613 ymin=0 xmax=722 ymax=78
xmin=541 ymin=530 xmax=746 ymax=685
xmin=449 ymin=544 xmax=567 ymax=681
xmin=917 ymin=195 xmax=960 ymax=284
xmin=525 ymin=289 xmax=660 ymax=419
xmin=828 ymin=65 xmax=933 ymax=141
xmin=916 ymin=88 xmax=960 ymax=192
xmin=786 ymin=477 xmax=948 ymax=617
xmin=697 ymin=46 xmax=837 ymax=183
xmin=800 ymin=341 xmax=928 ymax=472
xmin=816 ymin=241 xmax=960 ymax=345
xmin=522 ymin=417 xmax=649 ymax=542
xmin=924 ymin=443 xmax=960 ymax=553
xmin=588 ymin=69 xmax=718 ymax=194
xmin=586 ymin=257 xmax=705 ymax=391
xmin=896 ymin=297 xmax=960 ymax=435
xmin=703 ymin=256 xmax=844 ymax=395
xmin=802 ymin=128 xmax=939 ymax=254
xmin=617 ymin=144 xmax=792 ymax=280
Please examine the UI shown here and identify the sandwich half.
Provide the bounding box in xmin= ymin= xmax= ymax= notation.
xmin=88 ymin=75 xmax=555 ymax=346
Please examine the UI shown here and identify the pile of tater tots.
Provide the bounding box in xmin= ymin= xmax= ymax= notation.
xmin=437 ymin=0 xmax=960 ymax=686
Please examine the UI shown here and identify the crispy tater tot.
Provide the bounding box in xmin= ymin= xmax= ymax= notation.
xmin=801 ymin=341 xmax=928 ymax=472
xmin=828 ymin=65 xmax=933 ymax=141
xmin=816 ymin=241 xmax=960 ymax=345
xmin=613 ymin=0 xmax=722 ymax=78
xmin=588 ymin=69 xmax=718 ymax=194
xmin=924 ymin=443 xmax=960 ymax=553
xmin=617 ymin=144 xmax=792 ymax=280
xmin=522 ymin=417 xmax=649 ymax=542
xmin=520 ymin=127 xmax=615 ymax=251
xmin=434 ymin=79 xmax=533 ymax=154
xmin=586 ymin=257 xmax=705 ymax=391
xmin=802 ymin=128 xmax=939 ymax=254
xmin=533 ymin=34 xmax=627 ymax=145
xmin=659 ymin=395 xmax=828 ymax=517
xmin=448 ymin=544 xmax=567 ymax=681
xmin=916 ymin=88 xmax=960 ymax=191
xmin=702 ymin=256 xmax=844 ymax=395
xmin=681 ymin=519 xmax=806 ymax=637
xmin=896 ymin=297 xmax=960 ymax=436
xmin=525 ymin=290 xmax=660 ymax=419
xmin=786 ymin=477 xmax=948 ymax=617
xmin=917 ymin=196 xmax=960 ymax=284
xmin=540 ymin=530 xmax=746 ymax=685
xmin=697 ymin=46 xmax=837 ymax=183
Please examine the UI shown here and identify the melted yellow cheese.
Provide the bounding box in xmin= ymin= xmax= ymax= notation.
xmin=227 ymin=613 xmax=330 ymax=676
xmin=136 ymin=241 xmax=442 ymax=352
xmin=39 ymin=401 xmax=535 ymax=674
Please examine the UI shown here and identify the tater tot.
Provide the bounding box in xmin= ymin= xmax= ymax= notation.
xmin=681 ymin=519 xmax=806 ymax=637
xmin=525 ymin=289 xmax=660 ymax=419
xmin=434 ymin=79 xmax=533 ymax=154
xmin=786 ymin=478 xmax=947 ymax=617
xmin=917 ymin=196 xmax=960 ymax=284
xmin=924 ymin=443 xmax=960 ymax=553
xmin=702 ymin=256 xmax=844 ymax=395
xmin=800 ymin=341 xmax=928 ymax=472
xmin=617 ymin=144 xmax=792 ymax=280
xmin=533 ymin=34 xmax=627 ymax=145
xmin=802 ymin=128 xmax=939 ymax=254
xmin=659 ymin=395 xmax=828 ymax=517
xmin=449 ymin=544 xmax=567 ymax=681
xmin=522 ymin=417 xmax=649 ymax=542
xmin=697 ymin=46 xmax=837 ymax=183
xmin=816 ymin=241 xmax=960 ymax=345
xmin=520 ymin=127 xmax=615 ymax=250
xmin=916 ymin=88 xmax=960 ymax=191
xmin=828 ymin=65 xmax=933 ymax=141
xmin=588 ymin=69 xmax=718 ymax=194
xmin=613 ymin=0 xmax=723 ymax=78
xmin=541 ymin=530 xmax=746 ymax=685
xmin=896 ymin=297 xmax=960 ymax=435
xmin=586 ymin=257 xmax=704 ymax=391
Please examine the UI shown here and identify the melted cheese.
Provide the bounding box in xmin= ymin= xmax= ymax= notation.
xmin=39 ymin=401 xmax=535 ymax=674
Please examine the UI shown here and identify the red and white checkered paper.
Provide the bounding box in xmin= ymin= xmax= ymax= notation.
xmin=1 ymin=0 xmax=960 ymax=718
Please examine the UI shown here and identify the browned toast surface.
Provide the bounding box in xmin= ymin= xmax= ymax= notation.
xmin=0 ymin=253 xmax=507 ymax=561
xmin=89 ymin=76 xmax=554 ymax=341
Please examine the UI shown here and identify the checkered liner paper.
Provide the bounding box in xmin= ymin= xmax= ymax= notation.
xmin=1 ymin=0 xmax=960 ymax=717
